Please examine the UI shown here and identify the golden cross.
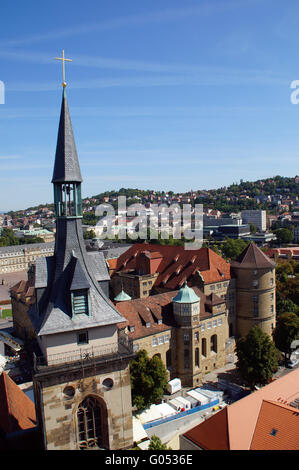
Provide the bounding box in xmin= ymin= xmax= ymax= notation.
xmin=54 ymin=50 xmax=72 ymax=87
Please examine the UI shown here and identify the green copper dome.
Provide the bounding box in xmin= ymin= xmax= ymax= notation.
xmin=114 ymin=290 xmax=132 ymax=302
xmin=172 ymin=283 xmax=200 ymax=304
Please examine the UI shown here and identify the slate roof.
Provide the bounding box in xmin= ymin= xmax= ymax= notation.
xmin=0 ymin=242 xmax=54 ymax=255
xmin=51 ymin=88 xmax=82 ymax=183
xmin=28 ymin=219 xmax=126 ymax=336
xmin=25 ymin=90 xmax=126 ymax=336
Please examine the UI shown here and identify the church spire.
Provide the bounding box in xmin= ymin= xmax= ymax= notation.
xmin=52 ymin=88 xmax=83 ymax=184
xmin=52 ymin=88 xmax=83 ymax=218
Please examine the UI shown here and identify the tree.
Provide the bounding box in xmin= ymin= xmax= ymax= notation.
xmin=236 ymin=326 xmax=279 ymax=389
xmin=276 ymin=297 xmax=299 ymax=317
xmin=220 ymin=238 xmax=249 ymax=260
xmin=148 ymin=435 xmax=171 ymax=450
xmin=84 ymin=229 xmax=96 ymax=239
xmin=273 ymin=312 xmax=299 ymax=364
xmin=130 ymin=350 xmax=168 ymax=411
xmin=249 ymin=223 xmax=257 ymax=234
xmin=273 ymin=228 xmax=294 ymax=245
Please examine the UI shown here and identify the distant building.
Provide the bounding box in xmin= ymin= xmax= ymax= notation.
xmin=15 ymin=228 xmax=55 ymax=243
xmin=241 ymin=210 xmax=266 ymax=232
xmin=0 ymin=242 xmax=54 ymax=274
xmin=265 ymin=247 xmax=299 ymax=261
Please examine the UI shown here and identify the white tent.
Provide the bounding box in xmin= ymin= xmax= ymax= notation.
xmin=167 ymin=378 xmax=181 ymax=394
xmin=186 ymin=390 xmax=209 ymax=406
xmin=169 ymin=398 xmax=183 ymax=411
xmin=132 ymin=416 xmax=148 ymax=442
xmin=0 ymin=353 xmax=7 ymax=372
xmin=155 ymin=403 xmax=177 ymax=418
xmin=174 ymin=396 xmax=191 ymax=410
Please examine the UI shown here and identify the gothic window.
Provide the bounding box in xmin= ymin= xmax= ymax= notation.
xmin=77 ymin=396 xmax=107 ymax=450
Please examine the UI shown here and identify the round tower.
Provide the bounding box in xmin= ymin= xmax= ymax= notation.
xmin=172 ymin=283 xmax=201 ymax=386
xmin=231 ymin=243 xmax=276 ymax=338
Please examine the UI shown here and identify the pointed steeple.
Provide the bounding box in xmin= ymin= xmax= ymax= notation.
xmin=52 ymin=88 xmax=82 ymax=184
xmin=52 ymin=89 xmax=83 ymax=219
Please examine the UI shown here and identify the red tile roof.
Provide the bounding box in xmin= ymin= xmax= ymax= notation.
xmin=115 ymin=287 xmax=224 ymax=340
xmin=183 ymin=406 xmax=230 ymax=450
xmin=231 ymin=243 xmax=276 ymax=269
xmin=182 ymin=368 xmax=299 ymax=450
xmin=0 ymin=372 xmax=36 ymax=435
xmin=250 ymin=400 xmax=299 ymax=450
xmin=108 ymin=243 xmax=232 ymax=289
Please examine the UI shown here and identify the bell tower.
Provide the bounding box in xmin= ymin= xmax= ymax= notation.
xmin=19 ymin=59 xmax=135 ymax=450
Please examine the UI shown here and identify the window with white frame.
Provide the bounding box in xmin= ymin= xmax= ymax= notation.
xmin=152 ymin=337 xmax=158 ymax=347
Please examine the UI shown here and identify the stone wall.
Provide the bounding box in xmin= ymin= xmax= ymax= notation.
xmin=34 ymin=357 xmax=133 ymax=450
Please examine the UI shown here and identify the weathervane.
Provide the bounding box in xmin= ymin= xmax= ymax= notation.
xmin=54 ymin=50 xmax=72 ymax=88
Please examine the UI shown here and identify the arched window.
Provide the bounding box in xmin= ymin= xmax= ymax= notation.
xmin=77 ymin=396 xmax=108 ymax=450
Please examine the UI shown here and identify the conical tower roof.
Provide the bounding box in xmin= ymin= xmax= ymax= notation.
xmin=52 ymin=88 xmax=83 ymax=183
xmin=114 ymin=290 xmax=132 ymax=302
xmin=231 ymin=242 xmax=275 ymax=269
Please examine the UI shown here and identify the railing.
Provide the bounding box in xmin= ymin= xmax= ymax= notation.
xmin=34 ymin=333 xmax=134 ymax=369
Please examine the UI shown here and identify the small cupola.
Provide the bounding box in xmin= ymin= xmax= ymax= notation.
xmin=114 ymin=290 xmax=132 ymax=303
xmin=172 ymin=282 xmax=200 ymax=318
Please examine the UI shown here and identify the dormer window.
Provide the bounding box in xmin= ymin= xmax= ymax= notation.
xmin=72 ymin=289 xmax=90 ymax=316
xmin=158 ymin=319 xmax=162 ymax=325
xmin=146 ymin=322 xmax=150 ymax=328
xmin=129 ymin=325 xmax=135 ymax=332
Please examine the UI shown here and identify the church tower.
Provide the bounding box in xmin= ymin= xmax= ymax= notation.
xmin=20 ymin=82 xmax=134 ymax=450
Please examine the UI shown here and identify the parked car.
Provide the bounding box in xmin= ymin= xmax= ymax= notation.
xmin=286 ymin=359 xmax=299 ymax=368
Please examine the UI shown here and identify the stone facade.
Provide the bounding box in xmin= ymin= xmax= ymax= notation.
xmin=111 ymin=271 xmax=159 ymax=300
xmin=234 ymin=267 xmax=276 ymax=337
xmin=33 ymin=357 xmax=133 ymax=450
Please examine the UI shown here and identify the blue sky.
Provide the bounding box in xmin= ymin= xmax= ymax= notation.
xmin=0 ymin=0 xmax=299 ymax=211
